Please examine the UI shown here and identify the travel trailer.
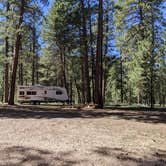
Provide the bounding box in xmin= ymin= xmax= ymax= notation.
xmin=17 ymin=85 xmax=69 ymax=104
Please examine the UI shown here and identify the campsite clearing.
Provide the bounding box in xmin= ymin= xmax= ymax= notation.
xmin=0 ymin=105 xmax=165 ymax=166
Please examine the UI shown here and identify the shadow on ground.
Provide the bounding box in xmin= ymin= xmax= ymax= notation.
xmin=0 ymin=146 xmax=86 ymax=166
xmin=0 ymin=105 xmax=165 ymax=124
xmin=105 ymin=106 xmax=166 ymax=112
xmin=93 ymin=147 xmax=166 ymax=166
xmin=0 ymin=145 xmax=166 ymax=166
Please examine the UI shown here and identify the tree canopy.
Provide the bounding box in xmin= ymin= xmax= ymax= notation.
xmin=0 ymin=0 xmax=165 ymax=108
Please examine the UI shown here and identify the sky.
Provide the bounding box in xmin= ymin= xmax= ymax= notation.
xmin=43 ymin=0 xmax=53 ymax=14
xmin=163 ymin=2 xmax=166 ymax=19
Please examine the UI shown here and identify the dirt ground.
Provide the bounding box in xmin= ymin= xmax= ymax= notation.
xmin=0 ymin=105 xmax=165 ymax=166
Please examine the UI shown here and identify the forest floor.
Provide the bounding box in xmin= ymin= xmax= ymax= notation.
xmin=0 ymin=105 xmax=165 ymax=166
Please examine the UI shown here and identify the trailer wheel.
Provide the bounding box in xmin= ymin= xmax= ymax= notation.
xmin=33 ymin=101 xmax=37 ymax=105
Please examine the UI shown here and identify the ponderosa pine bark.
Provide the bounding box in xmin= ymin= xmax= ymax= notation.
xmin=8 ymin=0 xmax=25 ymax=105
xmin=95 ymin=0 xmax=103 ymax=108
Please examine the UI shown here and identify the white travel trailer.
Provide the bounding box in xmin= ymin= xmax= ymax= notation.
xmin=18 ymin=85 xmax=69 ymax=104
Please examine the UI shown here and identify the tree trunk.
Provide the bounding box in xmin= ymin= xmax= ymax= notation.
xmin=36 ymin=55 xmax=39 ymax=84
xmin=1 ymin=76 xmax=4 ymax=102
xmin=70 ymin=78 xmax=73 ymax=104
xmin=19 ymin=63 xmax=23 ymax=85
xmin=79 ymin=27 xmax=85 ymax=104
xmin=19 ymin=43 xmax=23 ymax=85
xmin=81 ymin=0 xmax=91 ymax=103
xmin=88 ymin=0 xmax=95 ymax=103
xmin=95 ymin=0 xmax=103 ymax=108
xmin=4 ymin=2 xmax=10 ymax=103
xmin=4 ymin=38 xmax=9 ymax=103
xmin=8 ymin=0 xmax=25 ymax=105
xmin=102 ymin=0 xmax=109 ymax=105
xmin=81 ymin=56 xmax=85 ymax=103
xmin=150 ymin=5 xmax=155 ymax=109
xmin=120 ymin=57 xmax=123 ymax=103
xmin=32 ymin=27 xmax=36 ymax=85
xmin=163 ymin=92 xmax=165 ymax=107
xmin=74 ymin=77 xmax=81 ymax=104
xmin=60 ymin=47 xmax=66 ymax=88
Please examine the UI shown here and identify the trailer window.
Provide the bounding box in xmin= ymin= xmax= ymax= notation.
xmin=56 ymin=90 xmax=62 ymax=95
xmin=32 ymin=91 xmax=37 ymax=95
xmin=27 ymin=91 xmax=31 ymax=95
xmin=20 ymin=87 xmax=25 ymax=89
xmin=19 ymin=91 xmax=24 ymax=95
xmin=27 ymin=91 xmax=37 ymax=95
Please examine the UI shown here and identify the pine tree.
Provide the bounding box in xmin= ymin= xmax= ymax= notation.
xmin=95 ymin=0 xmax=104 ymax=108
xmin=114 ymin=0 xmax=166 ymax=108
xmin=6 ymin=0 xmax=48 ymax=105
xmin=8 ymin=0 xmax=26 ymax=105
xmin=80 ymin=0 xmax=91 ymax=103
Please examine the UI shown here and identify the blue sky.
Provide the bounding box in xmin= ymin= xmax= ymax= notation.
xmin=43 ymin=0 xmax=53 ymax=14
